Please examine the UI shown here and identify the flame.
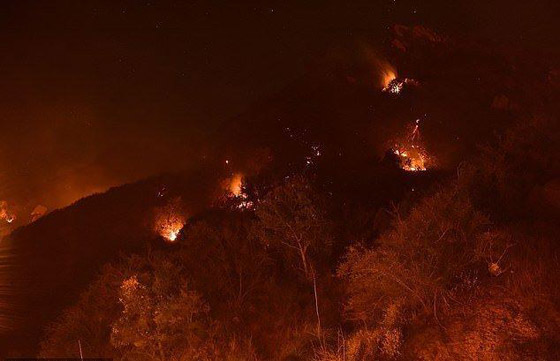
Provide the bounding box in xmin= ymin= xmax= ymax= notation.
xmin=381 ymin=67 xmax=397 ymax=89
xmin=228 ymin=173 xmax=243 ymax=196
xmin=154 ymin=198 xmax=185 ymax=242
xmin=394 ymin=146 xmax=428 ymax=171
xmin=222 ymin=173 xmax=254 ymax=210
xmin=0 ymin=201 xmax=15 ymax=225
xmin=391 ymin=119 xmax=430 ymax=172
xmin=383 ymin=78 xmax=419 ymax=94
xmin=159 ymin=216 xmax=185 ymax=242
xmin=384 ymin=79 xmax=404 ymax=94
xmin=162 ymin=224 xmax=182 ymax=242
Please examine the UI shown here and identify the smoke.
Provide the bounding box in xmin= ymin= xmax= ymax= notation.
xmin=30 ymin=205 xmax=47 ymax=222
xmin=361 ymin=46 xmax=398 ymax=89
xmin=0 ymin=99 xmax=208 ymax=221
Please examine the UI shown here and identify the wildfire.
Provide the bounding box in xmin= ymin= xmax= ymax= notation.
xmin=383 ymin=78 xmax=419 ymax=94
xmin=222 ymin=173 xmax=254 ymax=210
xmin=228 ymin=173 xmax=243 ymax=196
xmin=393 ymin=146 xmax=428 ymax=171
xmin=0 ymin=201 xmax=15 ymax=224
xmin=391 ymin=119 xmax=430 ymax=172
xmin=381 ymin=66 xmax=397 ymax=90
xmin=154 ymin=198 xmax=186 ymax=242
xmin=162 ymin=220 xmax=183 ymax=241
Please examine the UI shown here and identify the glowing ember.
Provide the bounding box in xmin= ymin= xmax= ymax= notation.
xmin=383 ymin=78 xmax=419 ymax=94
xmin=0 ymin=201 xmax=15 ymax=224
xmin=154 ymin=197 xmax=186 ymax=242
xmin=222 ymin=173 xmax=254 ymax=210
xmin=393 ymin=146 xmax=428 ymax=171
xmin=163 ymin=225 xmax=182 ymax=242
xmin=385 ymin=79 xmax=403 ymax=94
xmin=305 ymin=144 xmax=322 ymax=167
xmin=391 ymin=119 xmax=430 ymax=172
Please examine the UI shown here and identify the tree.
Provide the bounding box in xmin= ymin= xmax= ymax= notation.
xmin=339 ymin=187 xmax=489 ymax=325
xmin=254 ymin=176 xmax=332 ymax=279
xmin=110 ymin=257 xmax=210 ymax=361
xmin=39 ymin=263 xmax=125 ymax=358
xmin=181 ymin=211 xmax=270 ymax=312
xmin=40 ymin=250 xmax=260 ymax=361
xmin=254 ymin=176 xmax=333 ymax=336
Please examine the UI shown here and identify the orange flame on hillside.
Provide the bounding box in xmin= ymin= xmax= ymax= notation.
xmin=383 ymin=78 xmax=419 ymax=94
xmin=227 ymin=173 xmax=244 ymax=196
xmin=381 ymin=65 xmax=397 ymax=89
xmin=393 ymin=146 xmax=428 ymax=171
xmin=0 ymin=201 xmax=15 ymax=224
xmin=154 ymin=197 xmax=185 ymax=242
xmin=222 ymin=173 xmax=254 ymax=210
xmin=392 ymin=119 xmax=430 ymax=172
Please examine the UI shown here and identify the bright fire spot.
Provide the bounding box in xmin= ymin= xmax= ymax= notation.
xmin=0 ymin=201 xmax=16 ymax=224
xmin=393 ymin=146 xmax=428 ymax=171
xmin=381 ymin=67 xmax=397 ymax=89
xmin=392 ymin=119 xmax=430 ymax=172
xmin=163 ymin=224 xmax=182 ymax=242
xmin=154 ymin=198 xmax=186 ymax=242
xmin=222 ymin=173 xmax=254 ymax=210
xmin=383 ymin=78 xmax=419 ymax=94
xmin=228 ymin=173 xmax=243 ymax=196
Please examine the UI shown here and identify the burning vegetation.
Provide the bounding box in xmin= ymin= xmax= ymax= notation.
xmin=39 ymin=116 xmax=560 ymax=359
xmin=6 ymin=17 xmax=560 ymax=361
xmin=383 ymin=77 xmax=420 ymax=94
xmin=0 ymin=201 xmax=15 ymax=224
xmin=391 ymin=119 xmax=430 ymax=171
xmin=222 ymin=172 xmax=254 ymax=210
xmin=226 ymin=172 xmax=243 ymax=197
xmin=153 ymin=197 xmax=186 ymax=242
xmin=393 ymin=145 xmax=428 ymax=171
xmin=380 ymin=65 xmax=398 ymax=90
xmin=377 ymin=59 xmax=419 ymax=95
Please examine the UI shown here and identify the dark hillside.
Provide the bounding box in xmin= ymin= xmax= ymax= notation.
xmin=0 ymin=166 xmax=225 ymax=354
xmin=2 ymin=25 xmax=558 ymax=357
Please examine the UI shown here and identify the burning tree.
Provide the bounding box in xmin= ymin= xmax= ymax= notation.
xmin=0 ymin=201 xmax=15 ymax=224
xmin=153 ymin=197 xmax=186 ymax=242
xmin=221 ymin=173 xmax=253 ymax=210
xmin=390 ymin=119 xmax=430 ymax=171
xmin=378 ymin=60 xmax=398 ymax=90
xmin=383 ymin=77 xmax=420 ymax=95
xmin=226 ymin=173 xmax=243 ymax=197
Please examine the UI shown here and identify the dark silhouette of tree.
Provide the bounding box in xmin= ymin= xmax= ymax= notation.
xmin=39 ymin=263 xmax=124 ymax=357
xmin=180 ymin=211 xmax=269 ymax=312
xmin=253 ymin=176 xmax=333 ymax=336
xmin=110 ymin=257 xmax=210 ymax=361
xmin=254 ymin=176 xmax=332 ymax=279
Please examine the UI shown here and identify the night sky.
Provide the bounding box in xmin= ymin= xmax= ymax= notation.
xmin=0 ymin=0 xmax=557 ymax=212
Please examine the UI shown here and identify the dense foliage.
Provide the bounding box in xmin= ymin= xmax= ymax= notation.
xmin=29 ymin=24 xmax=560 ymax=360
xmin=38 ymin=114 xmax=559 ymax=360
